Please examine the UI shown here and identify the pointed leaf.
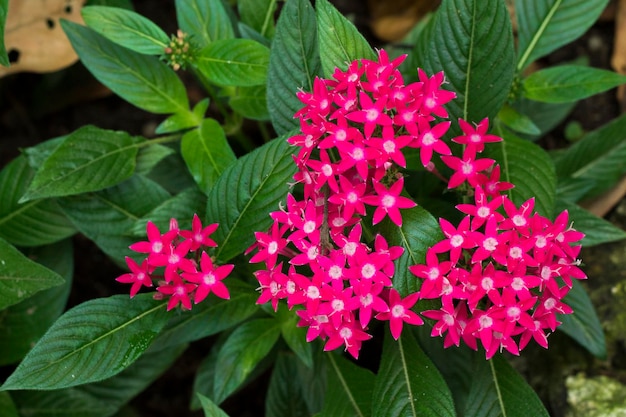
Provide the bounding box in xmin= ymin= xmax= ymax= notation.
xmin=321 ymin=352 xmax=374 ymax=417
xmin=198 ymin=393 xmax=230 ymax=417
xmin=316 ymin=0 xmax=375 ymax=78
xmin=372 ymin=330 xmax=456 ymax=417
xmin=230 ymin=85 xmax=270 ymax=121
xmin=0 ymin=393 xmax=18 ymax=417
xmin=497 ymin=104 xmax=541 ymax=136
xmin=181 ymin=118 xmax=236 ymax=194
xmin=195 ymin=39 xmax=269 ymax=87
xmin=11 ymin=389 xmax=115 ymax=417
xmin=156 ymin=98 xmax=208 ymax=134
xmin=556 ymin=199 xmax=626 ymax=246
xmin=238 ymin=0 xmax=277 ymax=39
xmin=175 ymin=0 xmax=234 ymax=48
xmin=0 ymin=294 xmax=169 ymax=391
xmin=81 ymin=6 xmax=169 ymax=55
xmin=511 ymin=98 xmax=576 ymax=139
xmin=0 ymin=0 xmax=9 ymax=66
xmin=135 ymin=143 xmax=175 ymax=176
xmin=414 ymin=0 xmax=515 ymax=130
xmin=556 ymin=177 xmax=597 ymax=203
xmin=516 ymin=0 xmax=610 ymax=70
xmin=0 ymin=237 xmax=65 ymax=311
xmin=265 ymin=353 xmax=310 ymax=417
xmin=213 ymin=318 xmax=281 ymax=404
xmin=20 ymin=126 xmax=138 ymax=202
xmin=62 ymin=20 xmax=190 ymax=114
xmin=207 ymin=135 xmax=297 ymax=263
xmin=267 ymin=0 xmax=321 ymax=134
xmin=279 ymin=312 xmax=313 ymax=368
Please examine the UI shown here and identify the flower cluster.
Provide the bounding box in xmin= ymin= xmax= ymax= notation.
xmin=116 ymin=214 xmax=233 ymax=311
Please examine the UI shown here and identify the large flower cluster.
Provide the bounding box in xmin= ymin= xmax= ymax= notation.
xmin=116 ymin=214 xmax=233 ymax=311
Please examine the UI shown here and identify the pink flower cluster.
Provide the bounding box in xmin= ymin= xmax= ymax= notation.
xmin=116 ymin=214 xmax=233 ymax=311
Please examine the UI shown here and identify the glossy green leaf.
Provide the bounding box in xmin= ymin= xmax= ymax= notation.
xmin=213 ymin=318 xmax=281 ymax=403
xmin=191 ymin=333 xmax=227 ymax=410
xmin=0 ymin=156 xmax=75 ymax=246
xmin=20 ymin=126 xmax=138 ymax=202
xmin=230 ymin=85 xmax=270 ymax=121
xmin=267 ymin=0 xmax=321 ymax=134
xmin=181 ymin=118 xmax=236 ymax=194
xmin=556 ymin=199 xmax=626 ymax=246
xmin=197 ymin=393 xmax=229 ymax=417
xmin=81 ymin=6 xmax=169 ymax=54
xmin=0 ymin=238 xmax=64 ymax=311
xmin=497 ymin=104 xmax=541 ymax=136
xmin=524 ymin=65 xmax=626 ymax=103
xmin=11 ymin=389 xmax=114 ymax=417
xmin=372 ymin=330 xmax=456 ymax=417
xmin=316 ymin=0 xmax=375 ymax=78
xmin=0 ymin=294 xmax=169 ymax=391
xmin=134 ymin=143 xmax=175 ymax=176
xmin=266 ymin=353 xmax=310 ymax=417
xmin=516 ymin=0 xmax=610 ymax=70
xmin=486 ymin=126 xmax=557 ymax=216
xmin=414 ymin=0 xmax=514 ymax=131
xmin=0 ymin=0 xmax=9 ymax=66
xmin=175 ymin=0 xmax=234 ymax=48
xmin=464 ymin=355 xmax=549 ymax=417
xmin=0 ymin=240 xmax=73 ymax=365
xmin=156 ymin=98 xmax=208 ymax=134
xmin=62 ymin=20 xmax=190 ymax=114
xmin=279 ymin=311 xmax=313 ymax=368
xmin=321 ymin=352 xmax=375 ymax=417
xmin=195 ymin=39 xmax=269 ymax=87
xmin=207 ymin=135 xmax=297 ymax=263
xmin=297 ymin=346 xmax=326 ymax=414
xmin=511 ymin=98 xmax=577 ymax=139
xmin=238 ymin=0 xmax=276 ymax=38
xmin=559 ymin=280 xmax=606 ymax=358
xmin=556 ymin=177 xmax=597 ymax=203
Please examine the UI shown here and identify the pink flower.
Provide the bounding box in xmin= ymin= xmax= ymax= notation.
xmin=129 ymin=221 xmax=178 ymax=263
xmin=179 ymin=214 xmax=218 ymax=251
xmin=452 ymin=118 xmax=502 ymax=153
xmin=413 ymin=120 xmax=452 ymax=167
xmin=182 ymin=252 xmax=232 ymax=303
xmin=157 ymin=274 xmax=197 ymax=311
xmin=376 ymin=289 xmax=423 ymax=339
xmin=323 ymin=321 xmax=372 ymax=359
xmin=441 ymin=147 xmax=495 ymax=189
xmin=431 ymin=216 xmax=475 ymax=264
xmin=116 ymin=257 xmax=153 ymax=297
xmin=345 ymin=91 xmax=392 ymax=138
xmin=361 ymin=178 xmax=416 ymax=226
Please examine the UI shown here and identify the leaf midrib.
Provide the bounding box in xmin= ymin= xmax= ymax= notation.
xmin=327 ymin=352 xmax=365 ymax=417
xmin=517 ymin=0 xmax=563 ymax=71
xmin=92 ymin=14 xmax=167 ymax=49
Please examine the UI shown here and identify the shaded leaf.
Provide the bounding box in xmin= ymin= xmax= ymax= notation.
xmin=497 ymin=104 xmax=541 ymax=136
xmin=556 ymin=177 xmax=597 ymax=203
xmin=197 ymin=393 xmax=229 ymax=417
xmin=134 ymin=143 xmax=175 ymax=176
xmin=12 ymin=389 xmax=115 ymax=417
xmin=278 ymin=310 xmax=313 ymax=368
xmin=266 ymin=353 xmax=310 ymax=417
xmin=511 ymin=98 xmax=577 ymax=140
xmin=321 ymin=352 xmax=374 ymax=417
xmin=0 ymin=0 xmax=8 ymax=66
xmin=238 ymin=0 xmax=276 ymax=39
xmin=556 ymin=199 xmax=626 ymax=246
xmin=230 ymin=85 xmax=269 ymax=121
xmin=175 ymin=0 xmax=234 ymax=48
xmin=155 ymin=98 xmax=208 ymax=135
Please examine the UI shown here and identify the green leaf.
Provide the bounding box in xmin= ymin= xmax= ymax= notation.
xmin=266 ymin=353 xmax=310 ymax=417
xmin=0 ymin=393 xmax=18 ymax=417
xmin=0 ymin=156 xmax=75 ymax=246
xmin=414 ymin=0 xmax=515 ymax=130
xmin=556 ymin=199 xmax=626 ymax=246
xmin=197 ymin=393 xmax=230 ymax=417
xmin=0 ymin=238 xmax=64 ymax=311
xmin=229 ymin=85 xmax=270 ymax=121
xmin=516 ymin=0 xmax=610 ymax=70
xmin=279 ymin=311 xmax=313 ymax=368
xmin=372 ymin=330 xmax=456 ymax=417
xmin=297 ymin=346 xmax=327 ymax=414
xmin=213 ymin=318 xmax=281 ymax=404
xmin=191 ymin=333 xmax=228 ymax=410
xmin=238 ymin=0 xmax=277 ymax=38
xmin=524 ymin=65 xmax=626 ymax=103
xmin=267 ymin=0 xmax=321 ymax=135
xmin=0 ymin=294 xmax=169 ymax=391
xmin=20 ymin=126 xmax=138 ymax=202
xmin=487 ymin=125 xmax=557 ymax=216
xmin=134 ymin=143 xmax=175 ymax=176
xmin=175 ymin=0 xmax=234 ymax=48
xmin=497 ymin=104 xmax=541 ymax=136
xmin=81 ymin=6 xmax=169 ymax=54
xmin=146 ymin=151 xmax=197 ymax=194
xmin=0 ymin=0 xmax=9 ymax=66
xmin=181 ymin=118 xmax=236 ymax=194
xmin=62 ymin=20 xmax=190 ymax=114
xmin=207 ymin=135 xmax=297 ymax=263
xmin=195 ymin=39 xmax=269 ymax=87
xmin=321 ymin=352 xmax=375 ymax=417
xmin=556 ymin=177 xmax=597 ymax=203
xmin=378 ymin=206 xmax=443 ymax=296
xmin=511 ymin=98 xmax=576 ymax=139
xmin=463 ymin=355 xmax=549 ymax=417
xmin=12 ymin=389 xmax=115 ymax=417
xmin=156 ymin=98 xmax=208 ymax=134
xmin=0 ymin=240 xmax=73 ymax=365
xmin=316 ymin=0 xmax=375 ymax=78
xmin=559 ymin=280 xmax=606 ymax=358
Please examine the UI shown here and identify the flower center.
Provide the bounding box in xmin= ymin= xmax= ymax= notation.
xmin=422 ymin=132 xmax=435 ymax=146
xmin=483 ymin=237 xmax=498 ymax=251
xmin=366 ymin=109 xmax=379 ymax=122
xmin=381 ymin=194 xmax=395 ymax=208
xmin=391 ymin=305 xmax=405 ymax=318
xmin=450 ymin=234 xmax=464 ymax=248
xmin=303 ymin=220 xmax=316 ymax=234
xmin=383 ymin=140 xmax=395 ymax=153
xmin=361 ymin=263 xmax=376 ymax=279
xmin=307 ymin=285 xmax=320 ymax=299
xmin=152 ymin=241 xmax=163 ymax=253
xmin=267 ymin=241 xmax=278 ymax=255
xmin=203 ymin=273 xmax=216 ymax=286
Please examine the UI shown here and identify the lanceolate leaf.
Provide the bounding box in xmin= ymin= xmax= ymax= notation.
xmin=414 ymin=0 xmax=514 ymax=132
xmin=516 ymin=0 xmax=610 ymax=70
xmin=316 ymin=0 xmax=376 ymax=78
xmin=463 ymin=355 xmax=549 ymax=417
xmin=0 ymin=393 xmax=18 ymax=417
xmin=238 ymin=0 xmax=277 ymax=39
xmin=372 ymin=330 xmax=456 ymax=417
xmin=20 ymin=126 xmax=138 ymax=202
xmin=559 ymin=280 xmax=606 ymax=358
xmin=0 ymin=0 xmax=9 ymax=66
xmin=265 ymin=353 xmax=310 ymax=417
xmin=267 ymin=0 xmax=322 ymax=135
xmin=175 ymin=0 xmax=234 ymax=48
xmin=195 ymin=39 xmax=269 ymax=87
xmin=230 ymin=85 xmax=270 ymax=121
xmin=0 ymin=156 xmax=75 ymax=247
xmin=321 ymin=352 xmax=375 ymax=417
xmin=0 ymin=294 xmax=169 ymax=391
xmin=197 ymin=393 xmax=230 ymax=417
xmin=207 ymin=134 xmax=297 ymax=263
xmin=11 ymin=389 xmax=114 ymax=417
xmin=556 ymin=199 xmax=626 ymax=246
xmin=62 ymin=20 xmax=190 ymax=115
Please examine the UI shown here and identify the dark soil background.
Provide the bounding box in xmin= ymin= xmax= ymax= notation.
xmin=1 ymin=1 xmax=625 ymax=416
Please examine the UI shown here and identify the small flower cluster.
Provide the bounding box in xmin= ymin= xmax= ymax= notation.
xmin=162 ymin=29 xmax=193 ymax=71
xmin=116 ymin=214 xmax=233 ymax=311
xmin=249 ymin=50 xmax=458 ymax=358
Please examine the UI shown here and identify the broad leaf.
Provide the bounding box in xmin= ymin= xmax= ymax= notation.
xmin=497 ymin=104 xmax=541 ymax=136
xmin=316 ymin=0 xmax=375 ymax=77
xmin=0 ymin=294 xmax=169 ymax=390
xmin=155 ymin=98 xmax=208 ymax=134
xmin=463 ymin=355 xmax=549 ymax=417
xmin=213 ymin=318 xmax=281 ymax=404
xmin=135 ymin=143 xmax=175 ymax=176
xmin=267 ymin=0 xmax=321 ymax=134
xmin=0 ymin=237 xmax=65 ymax=311
xmin=511 ymin=98 xmax=577 ymax=139
xmin=181 ymin=118 xmax=236 ymax=194
xmin=175 ymin=0 xmax=234 ymax=48
xmin=265 ymin=353 xmax=310 ymax=417
xmin=191 ymin=333 xmax=228 ymax=410
xmin=195 ymin=39 xmax=269 ymax=87
xmin=238 ymin=0 xmax=277 ymax=39
xmin=197 ymin=393 xmax=229 ymax=417
xmin=372 ymin=330 xmax=456 ymax=417
xmin=81 ymin=6 xmax=169 ymax=55
xmin=146 ymin=151 xmax=197 ymax=194
xmin=0 ymin=393 xmax=18 ymax=417
xmin=524 ymin=65 xmax=626 ymax=103
xmin=0 ymin=156 xmax=75 ymax=246
xmin=20 ymin=126 xmax=137 ymax=202
xmin=556 ymin=177 xmax=597 ymax=203
xmin=297 ymin=346 xmax=327 ymax=414
xmin=278 ymin=310 xmax=313 ymax=368
xmin=207 ymin=135 xmax=297 ymax=263
xmin=62 ymin=20 xmax=190 ymax=115
xmin=11 ymin=389 xmax=115 ymax=417
xmin=559 ymin=280 xmax=606 ymax=358
xmin=230 ymin=85 xmax=270 ymax=121
xmin=516 ymin=0 xmax=610 ymax=70
xmin=414 ymin=0 xmax=515 ymax=131
xmin=321 ymin=352 xmax=375 ymax=417
xmin=0 ymin=0 xmax=9 ymax=66
xmin=556 ymin=199 xmax=626 ymax=246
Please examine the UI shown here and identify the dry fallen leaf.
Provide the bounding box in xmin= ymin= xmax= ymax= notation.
xmin=0 ymin=0 xmax=85 ymax=77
